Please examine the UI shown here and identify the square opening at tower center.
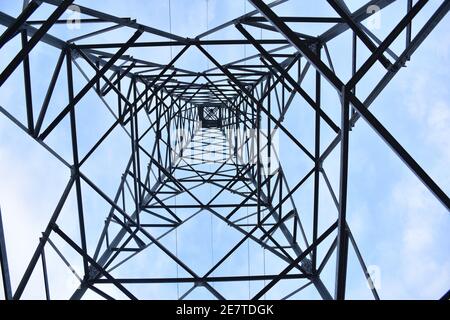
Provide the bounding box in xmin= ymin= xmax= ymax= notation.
xmin=199 ymin=104 xmax=223 ymax=128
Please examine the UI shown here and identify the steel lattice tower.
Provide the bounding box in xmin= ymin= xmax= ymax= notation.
xmin=0 ymin=0 xmax=449 ymax=300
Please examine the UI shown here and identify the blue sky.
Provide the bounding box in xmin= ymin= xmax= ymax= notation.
xmin=0 ymin=0 xmax=449 ymax=300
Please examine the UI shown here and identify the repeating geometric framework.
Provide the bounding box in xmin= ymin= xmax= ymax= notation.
xmin=0 ymin=0 xmax=449 ymax=300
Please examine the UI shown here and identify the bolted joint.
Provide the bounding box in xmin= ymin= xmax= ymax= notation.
xmin=300 ymin=258 xmax=313 ymax=274
xmin=69 ymin=165 xmax=78 ymax=178
xmin=317 ymin=160 xmax=324 ymax=171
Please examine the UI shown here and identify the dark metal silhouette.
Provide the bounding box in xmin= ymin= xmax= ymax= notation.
xmin=0 ymin=0 xmax=448 ymax=300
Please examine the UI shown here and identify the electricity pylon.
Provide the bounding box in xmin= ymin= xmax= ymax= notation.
xmin=0 ymin=0 xmax=449 ymax=300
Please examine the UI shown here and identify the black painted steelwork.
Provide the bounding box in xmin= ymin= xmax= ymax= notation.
xmin=0 ymin=0 xmax=448 ymax=300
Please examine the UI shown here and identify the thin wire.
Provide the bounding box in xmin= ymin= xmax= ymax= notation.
xmin=175 ymin=230 xmax=180 ymax=298
xmin=209 ymin=131 xmax=214 ymax=288
xmin=210 ymin=198 xmax=214 ymax=286
xmin=258 ymin=23 xmax=265 ymax=300
xmin=205 ymin=0 xmax=210 ymax=70
xmin=169 ymin=0 xmax=178 ymax=299
xmin=260 ymin=21 xmax=263 ymax=73
xmin=243 ymin=0 xmax=251 ymax=300
xmin=169 ymin=0 xmax=173 ymax=60
xmin=263 ymin=246 xmax=266 ymax=300
xmin=243 ymin=0 xmax=247 ymax=67
xmin=175 ymin=199 xmax=180 ymax=298
xmin=247 ymin=206 xmax=251 ymax=299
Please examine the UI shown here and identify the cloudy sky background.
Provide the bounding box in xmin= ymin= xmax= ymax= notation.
xmin=0 ymin=0 xmax=449 ymax=299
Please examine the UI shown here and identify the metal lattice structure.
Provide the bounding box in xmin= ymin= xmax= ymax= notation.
xmin=0 ymin=0 xmax=449 ymax=300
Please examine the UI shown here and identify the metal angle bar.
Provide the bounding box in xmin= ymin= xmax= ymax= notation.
xmin=102 ymin=233 xmax=143 ymax=269
xmin=348 ymin=229 xmax=380 ymax=300
xmin=204 ymin=44 xmax=291 ymax=73
xmin=406 ymin=0 xmax=413 ymax=47
xmin=0 ymin=10 xmax=189 ymax=85
xmin=13 ymin=177 xmax=75 ymax=299
xmin=137 ymin=145 xmax=204 ymax=205
xmin=101 ymin=63 xmax=135 ymax=96
xmin=230 ymin=134 xmax=327 ymax=296
xmin=21 ymin=30 xmax=34 ymax=134
xmin=70 ymin=57 xmax=135 ymax=135
xmin=51 ymin=223 xmax=137 ymax=300
xmin=335 ymin=87 xmax=350 ymax=300
xmin=179 ymin=286 xmax=196 ymax=300
xmin=92 ymin=157 xmax=150 ymax=259
xmin=317 ymin=237 xmax=337 ymax=275
xmin=123 ymin=70 xmax=179 ymax=126
xmin=141 ymin=208 xmax=178 ymax=225
xmin=217 ymin=129 xmax=332 ymax=299
xmin=252 ymin=221 xmax=338 ymax=300
xmin=259 ymin=210 xmax=295 ymax=242
xmin=319 ymin=0 xmax=396 ymax=43
xmin=347 ymin=0 xmax=429 ymax=88
xmin=76 ymin=39 xmax=291 ymax=49
xmin=142 ymin=76 xmax=201 ymax=135
xmin=77 ymin=172 xmax=204 ymax=281
xmin=69 ymin=52 xmax=140 ymax=164
xmin=40 ymin=0 xmax=186 ymax=42
xmin=248 ymin=0 xmax=342 ymax=90
xmin=281 ymin=281 xmax=313 ymax=300
xmin=46 ymin=238 xmax=83 ymax=284
xmin=358 ymin=22 xmax=399 ymax=61
xmin=0 ymin=0 xmax=41 ymax=48
xmin=250 ymin=0 xmax=450 ymax=210
xmin=326 ymin=0 xmax=391 ymax=68
xmin=319 ymin=0 xmax=450 ymax=169
xmin=130 ymin=80 xmax=142 ymax=226
xmin=312 ymin=48 xmax=321 ymax=271
xmin=259 ymin=58 xmax=293 ymax=92
xmin=245 ymin=16 xmax=344 ymax=23
xmin=93 ymin=273 xmax=308 ymax=284
xmin=196 ymin=0 xmax=287 ymax=39
xmin=103 ymin=211 xmax=202 ymax=274
xmin=0 ymin=11 xmax=65 ymax=50
xmin=0 ymin=0 xmax=74 ymax=87
xmin=321 ymin=168 xmax=339 ymax=210
xmin=127 ymin=170 xmax=181 ymax=223
xmin=199 ymin=45 xmax=315 ymax=161
xmin=34 ymin=50 xmax=66 ymax=136
xmin=0 ymin=207 xmax=12 ymax=300
xmin=40 ymin=246 xmax=50 ymax=300
xmin=242 ymin=20 xmax=317 ymax=41
xmin=228 ymin=79 xmax=315 ymax=162
xmin=96 ymin=60 xmax=129 ymax=95
xmin=146 ymin=204 xmax=259 ymax=209
xmin=85 ymin=284 xmax=115 ymax=300
xmin=0 ymin=104 xmax=71 ymax=167
xmin=27 ymin=18 xmax=129 ymax=25
xmin=258 ymin=225 xmax=297 ymax=262
xmin=67 ymin=49 xmax=90 ymax=277
xmin=72 ymin=133 xmax=197 ymax=298
xmin=205 ymin=166 xmax=255 ymax=205
xmin=68 ymin=23 xmax=126 ymax=43
xmin=440 ymin=290 xmax=450 ymax=301
xmin=236 ymin=23 xmax=339 ymax=133
xmin=202 ymin=198 xmax=291 ymax=281
xmin=349 ymin=95 xmax=450 ymax=210
xmin=109 ymin=213 xmax=146 ymax=248
xmin=363 ymin=0 xmax=450 ymax=111
xmin=39 ymin=29 xmax=143 ymax=140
